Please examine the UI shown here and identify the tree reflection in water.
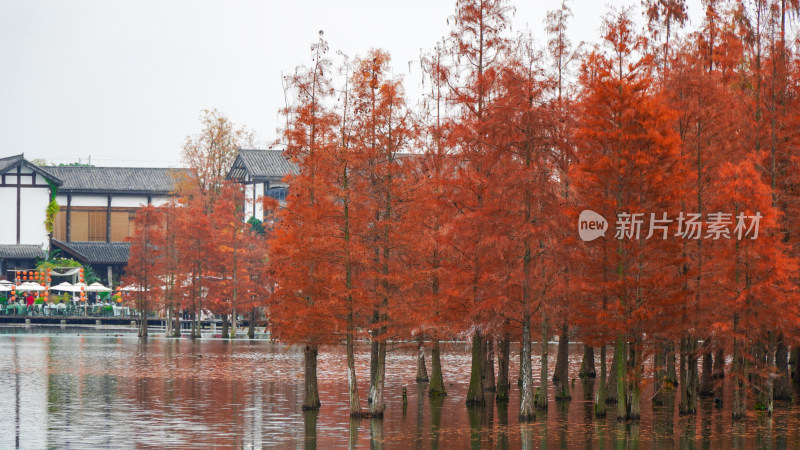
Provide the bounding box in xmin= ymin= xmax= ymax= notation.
xmin=0 ymin=334 xmax=799 ymax=448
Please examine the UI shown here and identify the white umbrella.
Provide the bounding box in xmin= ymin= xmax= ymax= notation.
xmin=16 ymin=282 xmax=45 ymax=292
xmin=86 ymin=282 xmax=112 ymax=293
xmin=121 ymin=284 xmax=144 ymax=292
xmin=0 ymin=280 xmax=13 ymax=292
xmin=50 ymin=282 xmax=74 ymax=292
xmin=51 ymin=282 xmax=86 ymax=293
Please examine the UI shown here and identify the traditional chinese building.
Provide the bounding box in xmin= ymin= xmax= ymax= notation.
xmin=0 ymin=154 xmax=184 ymax=283
xmin=226 ymin=149 xmax=297 ymax=220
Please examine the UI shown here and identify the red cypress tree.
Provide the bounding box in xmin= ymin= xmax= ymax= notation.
xmin=124 ymin=205 xmax=163 ymax=338
xmin=573 ymin=10 xmax=686 ymax=420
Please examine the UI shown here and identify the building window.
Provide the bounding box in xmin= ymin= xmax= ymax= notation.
xmin=70 ymin=211 xmax=107 ymax=241
xmin=53 ymin=210 xmax=67 ymax=241
xmin=110 ymin=211 xmax=135 ymax=241
xmin=54 ymin=207 xmax=138 ymax=242
xmin=266 ymin=187 xmax=288 ymax=203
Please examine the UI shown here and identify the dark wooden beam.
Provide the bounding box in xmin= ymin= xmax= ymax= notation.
xmin=263 ymin=181 xmax=270 ymax=221
xmin=106 ymin=195 xmax=112 ymax=243
xmin=16 ymin=166 xmax=21 ymax=244
xmin=66 ymin=194 xmax=72 ymax=242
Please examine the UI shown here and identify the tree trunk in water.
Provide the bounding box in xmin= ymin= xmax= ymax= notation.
xmin=758 ymin=334 xmax=774 ymax=414
xmin=370 ymin=309 xmax=379 ymax=387
xmin=699 ymin=338 xmax=714 ymax=396
xmin=482 ymin=338 xmax=496 ymax=392
xmin=416 ymin=338 xmax=429 ymax=383
xmin=774 ymin=336 xmax=791 ymax=400
xmin=732 ymin=332 xmax=746 ymax=420
xmin=535 ymin=315 xmax=548 ymax=410
xmin=370 ymin=336 xmax=378 ymax=388
xmin=466 ymin=332 xmax=485 ymax=406
xmin=369 ymin=341 xmax=387 ymax=418
xmin=666 ymin=343 xmax=678 ymax=386
xmin=165 ymin=308 xmax=173 ymax=337
xmin=346 ymin=333 xmax=363 ymax=416
xmin=138 ymin=307 xmax=148 ymax=338
xmin=579 ymin=345 xmax=596 ymax=379
xmin=606 ymin=344 xmax=618 ymax=403
xmin=428 ymin=340 xmax=446 ymax=398
xmin=615 ymin=335 xmax=626 ymax=421
xmin=247 ymin=308 xmax=256 ymax=339
xmin=627 ymin=337 xmax=641 ymax=420
xmin=518 ymin=343 xmax=524 ymax=387
xmin=689 ymin=339 xmax=699 ymax=411
xmin=595 ymin=345 xmax=607 ymax=417
xmin=653 ymin=342 xmax=665 ymax=405
xmin=519 ymin=315 xmax=535 ymax=420
xmin=553 ymin=323 xmax=571 ymax=400
xmin=303 ymin=344 xmax=321 ymax=410
xmin=230 ymin=306 xmax=237 ymax=339
xmin=790 ymin=346 xmax=799 ymax=383
xmin=172 ymin=306 xmax=181 ymax=338
xmin=679 ymin=338 xmax=687 ymax=411
xmin=713 ymin=346 xmax=725 ymax=379
xmin=221 ymin=314 xmax=229 ymax=339
xmin=496 ymin=337 xmax=510 ymax=403
xmin=679 ymin=336 xmax=697 ymax=414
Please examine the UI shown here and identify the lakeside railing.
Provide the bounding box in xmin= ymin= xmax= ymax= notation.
xmin=0 ymin=302 xmax=135 ymax=318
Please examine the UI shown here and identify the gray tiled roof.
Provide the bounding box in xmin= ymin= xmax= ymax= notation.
xmin=52 ymin=240 xmax=131 ymax=265
xmin=44 ymin=166 xmax=186 ymax=194
xmin=0 ymin=154 xmax=63 ymax=185
xmin=227 ymin=149 xmax=298 ymax=183
xmin=0 ymin=154 xmax=23 ymax=173
xmin=0 ymin=245 xmax=47 ymax=260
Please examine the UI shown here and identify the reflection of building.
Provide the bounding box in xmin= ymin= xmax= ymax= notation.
xmin=0 ymin=154 xmax=183 ymax=283
xmin=227 ymin=149 xmax=297 ymax=220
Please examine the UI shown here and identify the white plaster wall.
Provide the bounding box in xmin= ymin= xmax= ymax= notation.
xmin=111 ymin=196 xmax=150 ymax=208
xmin=54 ymin=193 xmax=171 ymax=209
xmin=243 ymin=182 xmax=264 ymax=221
xmin=67 ymin=194 xmax=108 ymax=207
xmin=0 ymin=187 xmax=18 ymax=245
xmin=149 ymin=196 xmax=170 ymax=207
xmin=19 ymin=188 xmax=50 ymax=247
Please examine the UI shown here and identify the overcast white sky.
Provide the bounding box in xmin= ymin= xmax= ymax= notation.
xmin=0 ymin=0 xmax=703 ymax=168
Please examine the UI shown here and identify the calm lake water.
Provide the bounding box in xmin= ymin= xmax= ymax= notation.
xmin=0 ymin=327 xmax=799 ymax=448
